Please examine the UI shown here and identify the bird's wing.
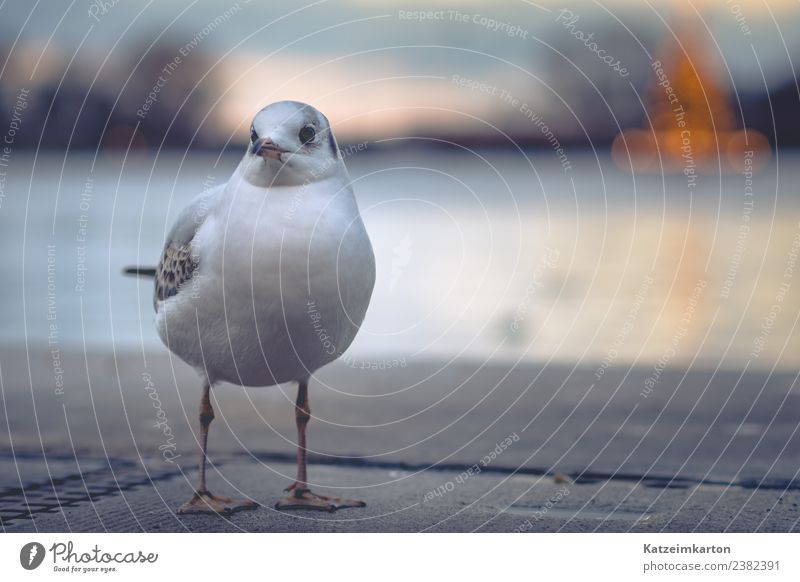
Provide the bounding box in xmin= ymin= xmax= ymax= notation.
xmin=154 ymin=184 xmax=224 ymax=309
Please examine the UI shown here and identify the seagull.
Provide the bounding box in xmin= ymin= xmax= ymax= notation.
xmin=125 ymin=100 xmax=375 ymax=514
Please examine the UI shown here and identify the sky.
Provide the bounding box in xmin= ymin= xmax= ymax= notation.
xmin=1 ymin=0 xmax=798 ymax=141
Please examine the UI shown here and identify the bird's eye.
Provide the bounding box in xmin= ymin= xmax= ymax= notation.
xmin=250 ymin=126 xmax=258 ymax=143
xmin=298 ymin=125 xmax=316 ymax=144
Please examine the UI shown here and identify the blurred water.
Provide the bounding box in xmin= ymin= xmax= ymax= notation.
xmin=0 ymin=149 xmax=798 ymax=372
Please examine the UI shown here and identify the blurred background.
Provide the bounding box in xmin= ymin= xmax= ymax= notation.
xmin=1 ymin=0 xmax=798 ymax=367
xmin=1 ymin=0 xmax=799 ymax=489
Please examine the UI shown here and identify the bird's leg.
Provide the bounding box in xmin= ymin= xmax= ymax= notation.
xmin=178 ymin=380 xmax=258 ymax=515
xmin=287 ymin=376 xmax=311 ymax=493
xmin=275 ymin=377 xmax=366 ymax=512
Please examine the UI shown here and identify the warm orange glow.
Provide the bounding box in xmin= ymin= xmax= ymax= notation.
xmin=615 ymin=9 xmax=771 ymax=175
xmin=214 ymin=54 xmax=535 ymax=142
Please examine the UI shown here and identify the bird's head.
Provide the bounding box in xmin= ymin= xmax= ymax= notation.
xmin=242 ymin=100 xmax=343 ymax=187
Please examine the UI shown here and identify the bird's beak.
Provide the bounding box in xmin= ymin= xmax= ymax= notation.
xmin=252 ymin=138 xmax=288 ymax=161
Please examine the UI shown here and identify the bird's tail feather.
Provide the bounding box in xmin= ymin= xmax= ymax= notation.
xmin=123 ymin=266 xmax=157 ymax=278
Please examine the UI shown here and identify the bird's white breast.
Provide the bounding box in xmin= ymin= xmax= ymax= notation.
xmin=156 ymin=176 xmax=375 ymax=386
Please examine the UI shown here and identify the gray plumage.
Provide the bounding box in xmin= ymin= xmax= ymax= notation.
xmin=153 ymin=185 xmax=223 ymax=308
xmin=121 ymin=185 xmax=224 ymax=307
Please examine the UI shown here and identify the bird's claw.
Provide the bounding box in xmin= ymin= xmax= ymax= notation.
xmin=177 ymin=490 xmax=259 ymax=515
xmin=275 ymin=488 xmax=366 ymax=512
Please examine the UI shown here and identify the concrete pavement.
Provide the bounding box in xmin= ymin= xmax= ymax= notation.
xmin=3 ymin=454 xmax=798 ymax=532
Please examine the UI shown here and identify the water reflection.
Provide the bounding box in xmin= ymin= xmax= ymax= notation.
xmin=0 ymin=150 xmax=797 ymax=372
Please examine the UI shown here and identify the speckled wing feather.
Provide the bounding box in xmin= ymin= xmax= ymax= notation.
xmin=153 ymin=185 xmax=224 ymax=309
xmin=155 ymin=243 xmax=196 ymax=304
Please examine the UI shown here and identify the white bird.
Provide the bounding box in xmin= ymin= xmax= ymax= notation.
xmin=126 ymin=101 xmax=375 ymax=514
